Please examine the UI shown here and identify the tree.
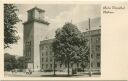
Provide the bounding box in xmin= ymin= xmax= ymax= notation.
xmin=17 ymin=56 xmax=27 ymax=71
xmin=80 ymin=46 xmax=89 ymax=72
xmin=4 ymin=53 xmax=17 ymax=71
xmin=52 ymin=22 xmax=89 ymax=76
xmin=4 ymin=4 xmax=21 ymax=48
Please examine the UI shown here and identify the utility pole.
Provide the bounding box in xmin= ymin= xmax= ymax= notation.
xmin=89 ymin=18 xmax=92 ymax=77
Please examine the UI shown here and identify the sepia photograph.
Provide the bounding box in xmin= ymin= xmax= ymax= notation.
xmin=4 ymin=4 xmax=101 ymax=77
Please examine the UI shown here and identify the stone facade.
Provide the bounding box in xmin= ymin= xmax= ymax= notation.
xmin=23 ymin=7 xmax=49 ymax=71
xmin=39 ymin=29 xmax=101 ymax=72
xmin=83 ymin=29 xmax=101 ymax=71
xmin=40 ymin=39 xmax=65 ymax=71
xmin=39 ymin=39 xmax=54 ymax=71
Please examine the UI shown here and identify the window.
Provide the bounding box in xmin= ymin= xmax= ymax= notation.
xmin=91 ymin=63 xmax=93 ymax=67
xmin=50 ymin=64 xmax=52 ymax=68
xmin=91 ymin=38 xmax=93 ymax=42
xmin=26 ymin=48 xmax=29 ymax=57
xmin=96 ymin=45 xmax=100 ymax=51
xmin=46 ymin=57 xmax=48 ymax=62
xmin=97 ymin=62 xmax=100 ymax=67
xmin=26 ymin=41 xmax=31 ymax=46
xmin=46 ymin=64 xmax=48 ymax=68
xmin=42 ymin=53 xmax=43 ymax=56
xmin=42 ymin=58 xmax=43 ymax=62
xmin=60 ymin=64 xmax=62 ymax=68
xmin=91 ymin=54 xmax=93 ymax=58
xmin=42 ymin=64 xmax=43 ymax=69
xmin=29 ymin=41 xmax=31 ymax=46
xmin=28 ymin=48 xmax=31 ymax=56
xmin=97 ymin=53 xmax=100 ymax=59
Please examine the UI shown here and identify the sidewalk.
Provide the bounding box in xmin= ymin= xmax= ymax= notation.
xmin=4 ymin=71 xmax=100 ymax=77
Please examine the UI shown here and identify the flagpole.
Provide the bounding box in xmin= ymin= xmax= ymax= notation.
xmin=89 ymin=18 xmax=92 ymax=77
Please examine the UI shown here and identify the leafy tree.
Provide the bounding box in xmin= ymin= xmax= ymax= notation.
xmin=17 ymin=56 xmax=27 ymax=71
xmin=4 ymin=53 xmax=17 ymax=71
xmin=80 ymin=46 xmax=89 ymax=72
xmin=52 ymin=22 xmax=89 ymax=75
xmin=4 ymin=4 xmax=21 ymax=48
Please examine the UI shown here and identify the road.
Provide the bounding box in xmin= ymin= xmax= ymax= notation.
xmin=4 ymin=71 xmax=100 ymax=77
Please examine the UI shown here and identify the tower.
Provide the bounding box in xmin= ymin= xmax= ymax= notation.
xmin=23 ymin=7 xmax=50 ymax=71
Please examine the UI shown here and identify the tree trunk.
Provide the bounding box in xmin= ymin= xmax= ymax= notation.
xmin=53 ymin=57 xmax=56 ymax=75
xmin=53 ymin=65 xmax=56 ymax=75
xmin=67 ymin=60 xmax=70 ymax=76
xmin=67 ymin=54 xmax=70 ymax=76
xmin=83 ymin=67 xmax=84 ymax=72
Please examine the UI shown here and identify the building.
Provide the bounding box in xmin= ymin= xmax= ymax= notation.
xmin=39 ymin=39 xmax=54 ymax=71
xmin=39 ymin=29 xmax=101 ymax=72
xmin=83 ymin=29 xmax=101 ymax=72
xmin=23 ymin=7 xmax=101 ymax=72
xmin=40 ymin=39 xmax=66 ymax=72
xmin=23 ymin=7 xmax=50 ymax=71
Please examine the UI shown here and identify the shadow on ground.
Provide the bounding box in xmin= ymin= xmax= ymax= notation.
xmin=40 ymin=74 xmax=84 ymax=77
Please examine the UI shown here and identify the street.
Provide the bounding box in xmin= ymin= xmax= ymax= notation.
xmin=4 ymin=71 xmax=100 ymax=77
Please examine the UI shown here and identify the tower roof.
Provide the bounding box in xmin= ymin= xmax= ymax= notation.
xmin=23 ymin=19 xmax=50 ymax=25
xmin=23 ymin=7 xmax=50 ymax=25
xmin=27 ymin=7 xmax=45 ymax=12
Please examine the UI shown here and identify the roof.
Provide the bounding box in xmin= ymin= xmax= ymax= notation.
xmin=23 ymin=19 xmax=50 ymax=25
xmin=82 ymin=29 xmax=101 ymax=37
xmin=27 ymin=7 xmax=45 ymax=12
xmin=40 ymin=39 xmax=55 ymax=45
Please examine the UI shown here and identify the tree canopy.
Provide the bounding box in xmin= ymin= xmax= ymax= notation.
xmin=52 ymin=22 xmax=89 ymax=75
xmin=4 ymin=53 xmax=27 ymax=71
xmin=4 ymin=53 xmax=17 ymax=71
xmin=17 ymin=56 xmax=27 ymax=70
xmin=4 ymin=4 xmax=21 ymax=48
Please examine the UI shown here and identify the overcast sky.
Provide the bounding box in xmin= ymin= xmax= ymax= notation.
xmin=4 ymin=4 xmax=101 ymax=56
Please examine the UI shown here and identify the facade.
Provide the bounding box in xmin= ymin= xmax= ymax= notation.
xmin=40 ymin=39 xmax=65 ymax=71
xmin=23 ymin=7 xmax=50 ymax=71
xmin=39 ymin=29 xmax=101 ymax=72
xmin=83 ymin=29 xmax=101 ymax=71
xmin=23 ymin=7 xmax=101 ymax=72
xmin=39 ymin=39 xmax=54 ymax=71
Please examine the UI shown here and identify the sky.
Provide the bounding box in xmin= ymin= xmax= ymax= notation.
xmin=4 ymin=4 xmax=101 ymax=56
